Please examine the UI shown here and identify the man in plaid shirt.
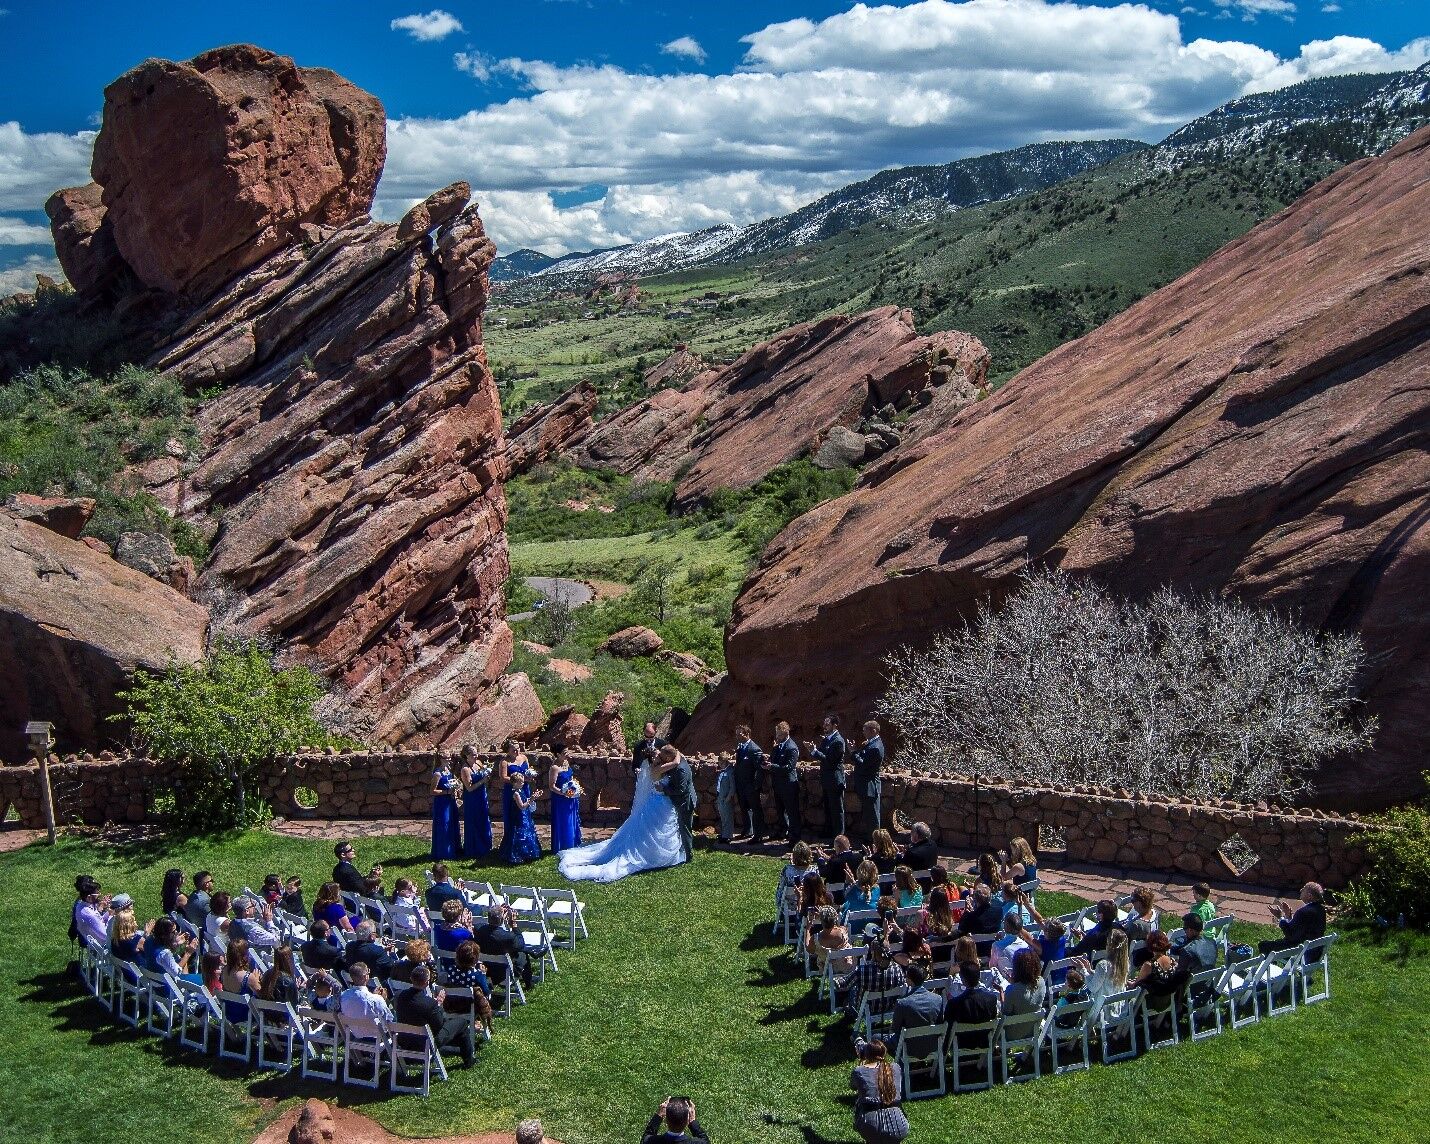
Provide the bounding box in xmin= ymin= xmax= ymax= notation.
xmin=840 ymin=937 xmax=908 ymax=1022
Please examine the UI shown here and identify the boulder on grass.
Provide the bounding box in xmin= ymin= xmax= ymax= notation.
xmin=599 ymin=626 xmax=664 ymax=658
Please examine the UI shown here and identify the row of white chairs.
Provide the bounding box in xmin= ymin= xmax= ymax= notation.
xmin=881 ymin=935 xmax=1337 ymax=1099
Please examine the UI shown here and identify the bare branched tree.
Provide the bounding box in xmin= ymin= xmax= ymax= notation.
xmin=878 ymin=568 xmax=1376 ymax=803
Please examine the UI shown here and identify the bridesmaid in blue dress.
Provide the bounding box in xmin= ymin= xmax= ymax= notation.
xmin=460 ymin=748 xmax=494 ymax=859
xmin=498 ymin=742 xmax=544 ymax=865
xmin=430 ymin=757 xmax=461 ymax=860
xmin=548 ymin=742 xmax=582 ymax=853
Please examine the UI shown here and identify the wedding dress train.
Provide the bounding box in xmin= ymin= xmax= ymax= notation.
xmin=557 ymin=762 xmax=687 ymax=883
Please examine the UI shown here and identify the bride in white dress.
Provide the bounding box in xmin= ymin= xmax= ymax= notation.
xmin=557 ymin=760 xmax=687 ymax=882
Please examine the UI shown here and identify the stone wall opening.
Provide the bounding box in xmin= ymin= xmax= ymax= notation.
xmin=1037 ymin=823 xmax=1067 ymax=855
xmin=1216 ymin=833 xmax=1261 ymax=878
xmin=292 ymin=785 xmax=320 ymax=814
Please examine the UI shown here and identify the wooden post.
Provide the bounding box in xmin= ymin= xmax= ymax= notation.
xmin=26 ymin=722 xmax=56 ymax=844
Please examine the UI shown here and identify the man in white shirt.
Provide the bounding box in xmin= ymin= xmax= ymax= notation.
xmin=339 ymin=962 xmax=394 ymax=1039
xmin=229 ymin=896 xmax=281 ymax=949
xmin=990 ymin=913 xmax=1031 ymax=979
xmin=72 ymin=876 xmax=110 ymax=947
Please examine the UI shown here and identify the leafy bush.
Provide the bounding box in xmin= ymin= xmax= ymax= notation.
xmin=116 ymin=637 xmax=340 ymax=832
xmin=880 ymin=568 xmax=1376 ymax=803
xmin=1341 ymin=782 xmax=1430 ymax=928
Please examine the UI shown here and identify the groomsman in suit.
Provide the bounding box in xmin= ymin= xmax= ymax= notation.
xmin=768 ymin=721 xmax=802 ymax=844
xmin=850 ymin=720 xmax=885 ymax=843
xmin=733 ymin=725 xmax=766 ymax=844
xmin=805 ymin=714 xmax=846 ymax=839
xmin=632 ymin=721 xmax=667 ymax=774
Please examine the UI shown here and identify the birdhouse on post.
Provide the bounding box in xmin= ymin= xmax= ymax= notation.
xmin=24 ymin=721 xmax=57 ymax=844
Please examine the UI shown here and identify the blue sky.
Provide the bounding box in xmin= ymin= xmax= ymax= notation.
xmin=0 ymin=0 xmax=1426 ymax=288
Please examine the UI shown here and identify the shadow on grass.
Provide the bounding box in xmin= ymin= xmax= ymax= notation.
xmin=799 ymin=1016 xmax=859 ymax=1070
xmin=740 ymin=924 xmax=783 ymax=953
xmin=759 ymin=986 xmax=823 ymax=1024
xmin=747 ymin=954 xmax=804 ymax=989
xmin=1341 ymin=923 xmax=1430 ymax=965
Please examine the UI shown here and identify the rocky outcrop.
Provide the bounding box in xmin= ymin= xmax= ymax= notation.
xmin=599 ymin=626 xmax=664 ymax=658
xmin=59 ymin=45 xmax=385 ymax=299
xmin=3 ymin=494 xmax=95 ymax=539
xmin=682 ymin=127 xmax=1430 ymax=811
xmin=0 ymin=512 xmax=208 ymax=760
xmin=504 ymin=382 xmax=597 ymax=476
xmin=644 ymin=345 xmax=709 ymax=390
xmin=568 ymin=307 xmax=989 ymax=506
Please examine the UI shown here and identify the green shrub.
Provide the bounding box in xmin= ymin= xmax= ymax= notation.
xmin=115 ymin=636 xmax=340 ymax=832
xmin=1342 ymin=780 xmax=1430 ymax=928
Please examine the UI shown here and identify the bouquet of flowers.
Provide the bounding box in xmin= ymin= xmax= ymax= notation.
xmin=561 ymin=777 xmax=583 ymax=798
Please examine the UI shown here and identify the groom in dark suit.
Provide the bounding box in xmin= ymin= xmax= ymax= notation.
xmin=655 ymin=745 xmax=697 ymax=862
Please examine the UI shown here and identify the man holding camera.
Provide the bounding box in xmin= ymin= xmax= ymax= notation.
xmin=640 ymin=1096 xmax=708 ymax=1143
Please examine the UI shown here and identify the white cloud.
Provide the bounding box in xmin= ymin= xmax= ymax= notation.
xmin=1321 ymin=2 xmax=1341 ymax=10
xmin=1240 ymin=35 xmax=1430 ymax=91
xmin=0 ymin=252 xmax=64 ymax=297
xmin=454 ymin=50 xmax=501 ymax=81
xmin=391 ymin=10 xmax=464 ymax=42
xmin=0 ymin=121 xmax=95 ymax=212
xmin=0 ymin=214 xmax=53 ymax=244
xmin=1212 ymin=0 xmax=1296 ymax=19
xmin=661 ymin=36 xmax=707 ymax=63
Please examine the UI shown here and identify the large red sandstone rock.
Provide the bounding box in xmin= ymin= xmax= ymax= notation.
xmin=43 ymin=183 xmax=131 ymax=297
xmin=644 ymin=345 xmax=709 ymax=390
xmin=567 ymin=307 xmax=988 ymax=506
xmin=81 ymin=44 xmax=385 ymax=297
xmin=681 ymin=127 xmax=1430 ymax=811
xmin=4 ymin=494 xmax=96 ymax=539
xmin=141 ymin=182 xmax=520 ymax=749
xmin=504 ymin=382 xmax=598 ymax=477
xmin=0 ymin=512 xmax=208 ymax=761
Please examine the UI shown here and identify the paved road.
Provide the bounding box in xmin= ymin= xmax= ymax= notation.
xmin=507 ymin=575 xmax=595 ymax=622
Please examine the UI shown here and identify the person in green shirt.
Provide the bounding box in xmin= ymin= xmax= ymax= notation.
xmin=1189 ymin=882 xmax=1217 ymax=924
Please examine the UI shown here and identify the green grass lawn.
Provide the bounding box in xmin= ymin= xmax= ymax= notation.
xmin=510 ymin=529 xmax=747 ymax=581
xmin=3 ymin=832 xmax=1427 ymax=1144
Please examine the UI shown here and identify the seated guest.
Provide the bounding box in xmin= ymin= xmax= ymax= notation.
xmin=974 ymin=852 xmax=1001 ymax=894
xmin=280 ymin=875 xmax=306 ymax=917
xmin=434 ymin=899 xmax=476 ymax=952
xmin=199 ymin=952 xmax=223 ymax=996
xmin=161 ymin=868 xmax=190 ymax=924
xmin=440 ymin=939 xmax=493 ymax=997
xmin=901 ymin=822 xmax=939 ymax=872
xmin=869 ymin=829 xmax=901 ymax=876
xmin=306 ymin=970 xmax=342 ymax=1013
xmin=640 ymin=1096 xmax=708 ymax=1144
xmin=311 ymin=883 xmax=355 ymax=935
xmin=1069 ymin=900 xmax=1120 ymax=958
xmin=955 ymin=886 xmax=1003 ymax=941
xmin=839 ymin=937 xmax=907 ymax=1023
xmin=1000 ymin=836 xmax=1038 ymax=886
xmin=799 ymin=872 xmax=835 ymax=921
xmin=72 ymin=876 xmax=111 ymax=949
xmin=301 ymin=920 xmax=346 ymax=973
xmin=1261 ymin=883 xmax=1327 ymax=955
xmin=893 ymin=866 xmax=923 ymax=909
xmin=1080 ymin=929 xmax=1132 ymax=1019
xmin=230 ymin=895 xmax=281 ymax=949
xmin=390 ymin=877 xmax=432 ymax=940
xmin=917 ymin=889 xmax=958 ymax=942
xmin=822 ymin=835 xmax=866 ymax=885
xmin=778 ymin=842 xmax=818 ymax=915
xmin=809 ymin=908 xmax=852 ymax=975
xmin=998 ymin=882 xmax=1034 ymax=926
xmin=332 ymin=841 xmax=375 ymax=897
xmin=338 ymin=961 xmax=392 ymax=1039
xmin=110 ymin=905 xmax=145 ymax=967
xmin=1189 ymin=881 xmax=1218 ymax=926
xmin=944 ymin=960 xmax=1000 ymax=1045
xmin=389 ymin=938 xmax=436 ymax=986
xmin=1053 ymin=968 xmax=1091 ymax=1027
xmin=1003 ymin=949 xmax=1047 ymax=1016
xmin=203 ymin=891 xmax=232 ymax=953
xmin=1121 ymin=888 xmax=1159 ymax=940
xmin=183 ymin=871 xmax=213 ymax=932
xmin=873 ymin=964 xmax=944 ymax=1057
xmin=393 ymin=964 xmax=476 ymax=1067
xmin=990 ymin=913 xmax=1033 ymax=979
xmin=146 ymin=917 xmax=200 ymax=984
xmin=927 ymin=864 xmax=952 ymax=897
xmin=363 ymin=873 xmax=386 ymax=903
xmin=1037 ymin=918 xmax=1069 ymax=976
xmin=257 ymin=944 xmax=302 ymax=1007
xmin=425 ymin=863 xmax=466 ymax=913
xmin=892 ymin=927 xmax=931 ymax=975
xmin=1171 ymin=913 xmax=1218 ymax=971
xmin=841 ymin=860 xmax=881 ymax=920
xmin=475 ymin=902 xmax=539 ymax=991
xmin=347 ymin=920 xmax=399 ymax=980
xmin=1133 ymin=931 xmax=1189 ymax=1022
xmin=219 ymin=938 xmax=261 ymax=1026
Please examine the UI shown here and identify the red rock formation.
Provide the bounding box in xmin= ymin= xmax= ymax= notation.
xmin=643 ymin=345 xmax=708 ymax=390
xmin=504 ymin=382 xmax=597 ymax=476
xmin=3 ymin=494 xmax=95 ymax=539
xmin=567 ymin=307 xmax=988 ymax=506
xmin=43 ymin=184 xmax=131 ymax=298
xmin=69 ymin=45 xmax=385 ymax=298
xmin=681 ymin=128 xmax=1430 ymax=811
xmin=0 ymin=512 xmax=208 ymax=760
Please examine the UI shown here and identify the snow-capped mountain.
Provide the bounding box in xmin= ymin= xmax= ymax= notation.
xmin=489 ymin=248 xmax=563 ymax=282
xmin=531 ymin=225 xmax=742 ymax=279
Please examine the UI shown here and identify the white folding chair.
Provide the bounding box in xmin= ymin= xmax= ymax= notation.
xmin=1042 ymin=957 xmax=1080 ymax=991
xmin=113 ymin=961 xmax=145 ymax=1028
xmin=843 ymin=908 xmax=879 ymax=932
xmin=893 ymin=1024 xmax=948 ymax=1099
xmin=216 ymin=990 xmax=254 ymax=1062
xmin=340 ymin=890 xmax=363 ymax=918
xmin=894 ymin=906 xmax=923 ymax=929
xmin=1261 ymin=946 xmax=1301 ymax=1017
xmin=1041 ymin=999 xmax=1094 ymax=1073
xmin=1099 ymin=988 xmax=1141 ymax=1063
xmin=1137 ymin=988 xmax=1181 ymax=1051
xmin=341 ymin=1018 xmax=389 ymax=1088
xmin=480 ymin=953 xmax=523 ymax=1014
xmin=359 ymin=895 xmax=392 ymax=937
xmin=297 ymin=1007 xmax=342 ymax=1081
xmin=949 ymin=1019 xmax=999 ymax=1093
xmin=539 ymin=886 xmax=589 ymax=950
xmin=141 ymin=969 xmax=180 ymax=1038
xmin=442 ymin=986 xmax=490 ymax=1042
xmin=821 ymin=947 xmax=866 ymax=1013
xmin=1204 ymin=913 xmax=1235 ymax=956
xmin=460 ymin=880 xmax=500 ymax=912
xmin=175 ymin=977 xmax=221 ymax=1053
xmin=1225 ymin=954 xmax=1267 ymax=1029
xmin=1296 ymin=934 xmax=1337 ymax=1004
xmin=388 ymin=1020 xmax=449 ymax=1094
xmin=250 ymin=998 xmax=300 ymax=1070
xmin=998 ymin=1010 xmax=1044 ymax=1084
xmin=855 ymin=984 xmax=906 ymax=1043
xmin=1186 ymin=966 xmax=1226 ymax=1041
xmin=83 ymin=937 xmax=115 ymax=1004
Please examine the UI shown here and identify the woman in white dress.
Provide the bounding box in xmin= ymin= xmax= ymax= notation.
xmin=558 ymin=759 xmax=687 ymax=883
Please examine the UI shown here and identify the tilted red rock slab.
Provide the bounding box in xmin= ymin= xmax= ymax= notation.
xmin=681 ymin=127 xmax=1430 ymax=811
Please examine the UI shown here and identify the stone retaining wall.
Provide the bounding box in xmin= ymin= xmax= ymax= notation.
xmin=0 ymin=750 xmax=1372 ymax=890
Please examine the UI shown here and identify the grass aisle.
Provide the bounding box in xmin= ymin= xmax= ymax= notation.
xmin=1 ymin=832 xmax=1427 ymax=1144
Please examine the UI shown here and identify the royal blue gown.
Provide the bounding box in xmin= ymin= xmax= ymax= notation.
xmin=550 ymin=767 xmax=582 ymax=853
xmin=499 ymin=761 xmax=542 ymax=865
xmin=462 ymin=767 xmax=494 ymax=858
xmin=431 ymin=769 xmax=461 ymax=860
